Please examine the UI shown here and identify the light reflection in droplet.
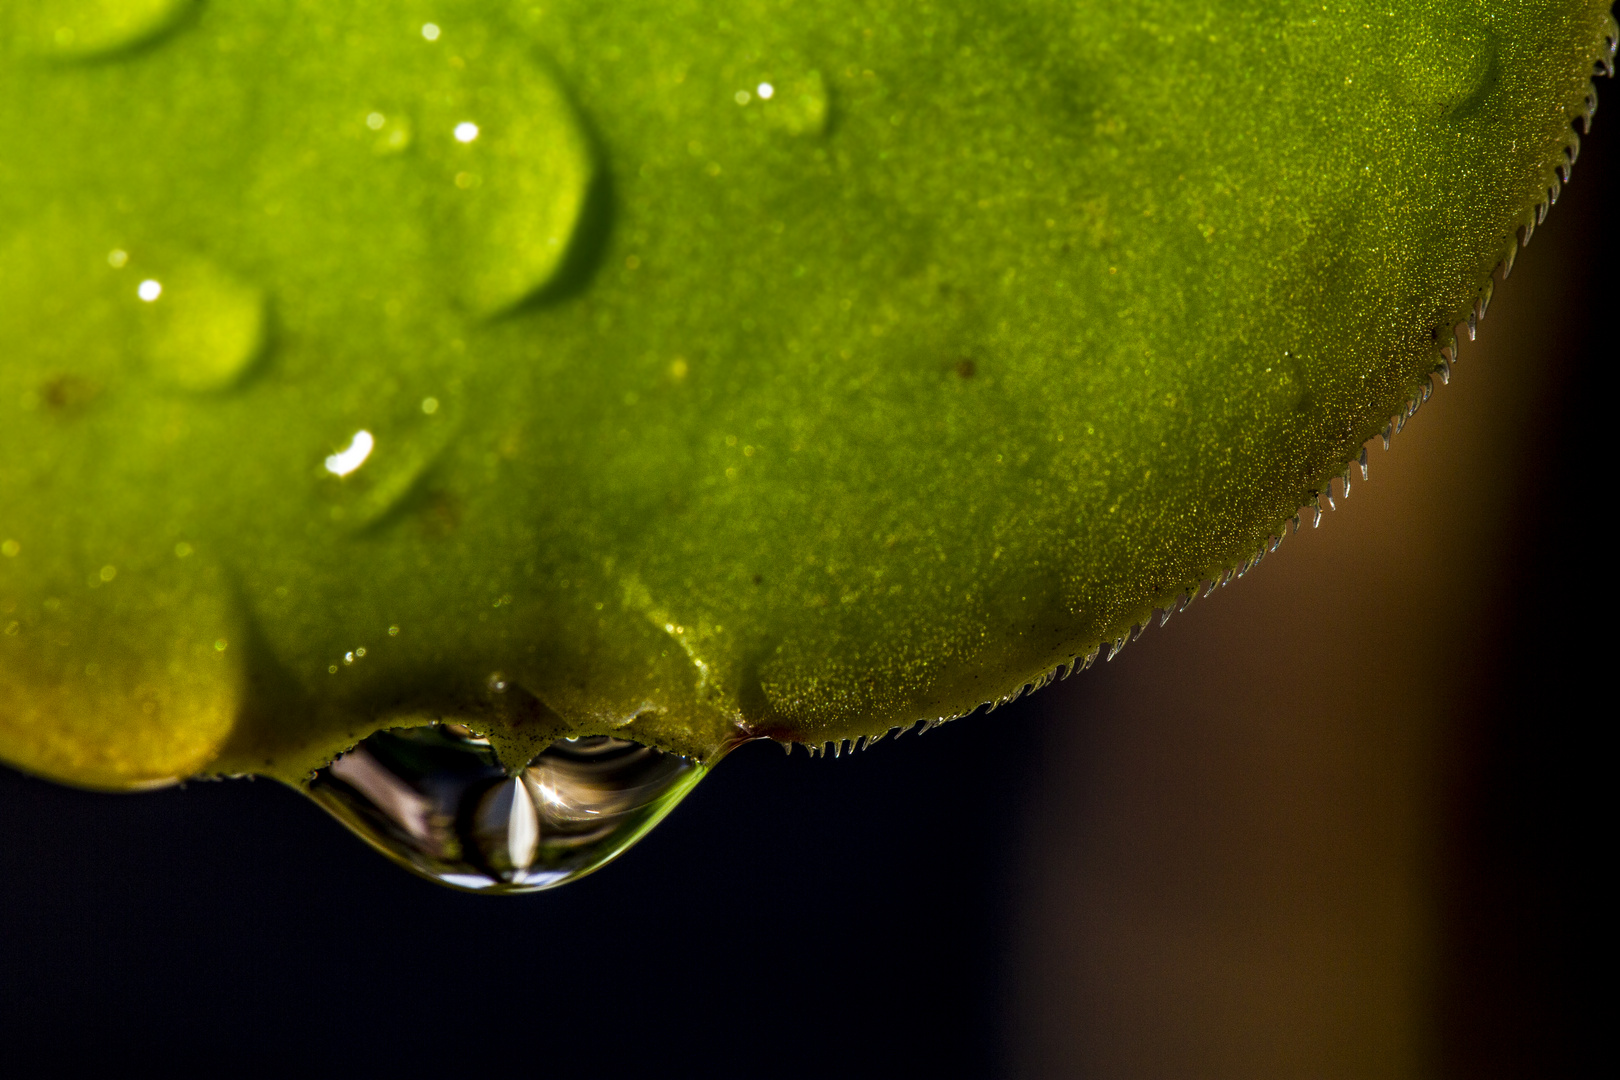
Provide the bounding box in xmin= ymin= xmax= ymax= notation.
xmin=307 ymin=726 xmax=712 ymax=892
xmin=366 ymin=112 xmax=386 ymax=131
xmin=454 ymin=121 xmax=480 ymax=143
xmin=757 ymin=82 xmax=775 ymax=99
xmin=421 ymin=23 xmax=440 ymax=42
xmin=137 ymin=279 xmax=163 ymax=302
xmin=325 ymin=429 xmax=375 ymax=477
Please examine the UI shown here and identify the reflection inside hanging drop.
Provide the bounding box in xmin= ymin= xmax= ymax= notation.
xmin=307 ymin=722 xmax=709 ymax=892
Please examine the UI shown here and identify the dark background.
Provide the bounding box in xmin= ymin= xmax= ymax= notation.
xmin=3 ymin=104 xmax=1609 ymax=1080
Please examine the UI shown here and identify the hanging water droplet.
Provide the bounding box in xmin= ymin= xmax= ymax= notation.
xmin=125 ymin=249 xmax=267 ymax=393
xmin=308 ymin=725 xmax=708 ymax=892
xmin=418 ymin=35 xmax=597 ymax=316
xmin=16 ymin=0 xmax=194 ymax=59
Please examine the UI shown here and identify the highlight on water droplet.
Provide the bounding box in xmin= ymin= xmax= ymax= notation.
xmin=137 ymin=279 xmax=163 ymax=302
xmin=325 ymin=430 xmax=374 ymax=477
xmin=454 ymin=121 xmax=480 ymax=144
xmin=19 ymin=0 xmax=196 ymax=59
xmin=306 ymin=724 xmax=709 ymax=892
xmin=421 ymin=22 xmax=440 ymax=42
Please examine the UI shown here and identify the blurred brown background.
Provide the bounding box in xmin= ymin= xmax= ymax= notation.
xmin=1007 ymin=122 xmax=1611 ymax=1077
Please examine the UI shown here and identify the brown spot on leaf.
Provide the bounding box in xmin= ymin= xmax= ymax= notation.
xmin=40 ymin=375 xmax=100 ymax=416
xmin=417 ymin=489 xmax=462 ymax=539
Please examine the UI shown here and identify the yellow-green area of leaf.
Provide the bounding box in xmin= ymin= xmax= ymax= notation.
xmin=1 ymin=0 xmax=1612 ymax=789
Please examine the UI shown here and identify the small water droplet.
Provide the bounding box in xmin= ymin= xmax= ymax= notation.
xmin=418 ymin=37 xmax=596 ymax=316
xmin=307 ymin=726 xmax=708 ymax=892
xmin=759 ymin=69 xmax=830 ymax=136
xmin=1397 ymin=21 xmax=1496 ymax=115
xmin=319 ymin=403 xmax=455 ymax=530
xmin=130 ymin=252 xmax=267 ymax=393
xmin=16 ymin=0 xmax=194 ymax=59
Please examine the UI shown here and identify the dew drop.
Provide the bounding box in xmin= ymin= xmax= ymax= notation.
xmin=419 ymin=37 xmax=596 ymax=316
xmin=16 ymin=0 xmax=194 ymax=59
xmin=318 ymin=401 xmax=455 ymax=529
xmin=1397 ymin=21 xmax=1497 ymax=115
xmin=759 ymin=69 xmax=830 ymax=136
xmin=130 ymin=252 xmax=267 ymax=393
xmin=307 ymin=725 xmax=708 ymax=892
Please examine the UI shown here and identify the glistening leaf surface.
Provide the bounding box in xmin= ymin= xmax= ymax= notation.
xmin=0 ymin=0 xmax=1610 ymax=786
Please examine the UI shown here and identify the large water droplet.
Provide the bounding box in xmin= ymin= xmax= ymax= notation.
xmin=307 ymin=724 xmax=707 ymax=892
xmin=417 ymin=32 xmax=596 ymax=316
xmin=128 ymin=251 xmax=267 ymax=393
xmin=14 ymin=0 xmax=195 ymax=60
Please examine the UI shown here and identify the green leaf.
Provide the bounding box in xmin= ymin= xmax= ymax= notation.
xmin=1 ymin=0 xmax=1612 ymax=788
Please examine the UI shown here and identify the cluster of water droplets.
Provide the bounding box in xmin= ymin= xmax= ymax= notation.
xmin=307 ymin=724 xmax=707 ymax=892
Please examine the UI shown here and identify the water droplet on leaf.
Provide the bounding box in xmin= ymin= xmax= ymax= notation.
xmin=416 ymin=35 xmax=596 ymax=316
xmin=14 ymin=0 xmax=194 ymax=59
xmin=1398 ymin=21 xmax=1497 ymax=115
xmin=307 ymin=725 xmax=707 ymax=891
xmin=130 ymin=252 xmax=267 ymax=393
xmin=319 ymin=404 xmax=454 ymax=530
xmin=759 ymin=69 xmax=830 ymax=136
